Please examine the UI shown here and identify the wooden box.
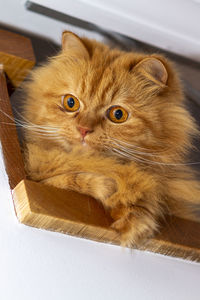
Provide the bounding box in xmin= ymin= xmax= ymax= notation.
xmin=0 ymin=31 xmax=200 ymax=262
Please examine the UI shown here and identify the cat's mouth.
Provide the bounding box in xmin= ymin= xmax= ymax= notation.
xmin=62 ymin=133 xmax=103 ymax=152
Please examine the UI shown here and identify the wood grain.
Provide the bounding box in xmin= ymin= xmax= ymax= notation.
xmin=0 ymin=69 xmax=26 ymax=188
xmin=0 ymin=29 xmax=35 ymax=87
xmin=13 ymin=179 xmax=119 ymax=244
xmin=13 ymin=179 xmax=200 ymax=261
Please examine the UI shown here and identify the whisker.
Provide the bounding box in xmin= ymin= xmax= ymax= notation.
xmin=0 ymin=121 xmax=18 ymax=126
xmin=12 ymin=107 xmax=34 ymax=124
xmin=0 ymin=107 xmax=18 ymax=123
xmin=105 ymin=146 xmax=146 ymax=164
xmin=30 ymin=132 xmax=60 ymax=137
xmin=0 ymin=108 xmax=61 ymax=139
xmin=129 ymin=152 xmax=200 ymax=166
xmin=0 ymin=107 xmax=60 ymax=131
xmin=109 ymin=140 xmax=168 ymax=158
xmin=110 ymin=137 xmax=168 ymax=154
xmin=109 ymin=144 xmax=200 ymax=166
xmin=111 ymin=137 xmax=153 ymax=151
xmin=13 ymin=108 xmax=60 ymax=130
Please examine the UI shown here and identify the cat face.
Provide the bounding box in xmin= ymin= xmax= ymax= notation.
xmin=24 ymin=32 xmax=196 ymax=163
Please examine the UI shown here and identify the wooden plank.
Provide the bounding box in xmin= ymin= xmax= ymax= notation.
xmin=0 ymin=68 xmax=26 ymax=188
xmin=0 ymin=29 xmax=35 ymax=87
xmin=13 ymin=179 xmax=200 ymax=262
xmin=13 ymin=179 xmax=118 ymax=244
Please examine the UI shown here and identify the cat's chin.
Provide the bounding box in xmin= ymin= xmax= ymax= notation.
xmin=81 ymin=140 xmax=87 ymax=147
xmin=62 ymin=137 xmax=101 ymax=153
xmin=80 ymin=139 xmax=101 ymax=152
xmin=67 ymin=139 xmax=92 ymax=151
xmin=81 ymin=140 xmax=96 ymax=152
xmin=83 ymin=140 xmax=105 ymax=153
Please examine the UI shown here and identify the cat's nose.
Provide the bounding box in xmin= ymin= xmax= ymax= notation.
xmin=77 ymin=126 xmax=93 ymax=138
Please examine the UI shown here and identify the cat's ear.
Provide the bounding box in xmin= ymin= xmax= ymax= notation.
xmin=62 ymin=31 xmax=89 ymax=59
xmin=134 ymin=57 xmax=168 ymax=86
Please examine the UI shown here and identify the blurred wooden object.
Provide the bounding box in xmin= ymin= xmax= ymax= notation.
xmin=0 ymin=41 xmax=199 ymax=262
xmin=0 ymin=29 xmax=35 ymax=88
xmin=0 ymin=68 xmax=26 ymax=188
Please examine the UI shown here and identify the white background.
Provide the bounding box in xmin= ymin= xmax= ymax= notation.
xmin=0 ymin=1 xmax=200 ymax=299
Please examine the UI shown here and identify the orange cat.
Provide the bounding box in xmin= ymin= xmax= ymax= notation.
xmin=22 ymin=31 xmax=200 ymax=246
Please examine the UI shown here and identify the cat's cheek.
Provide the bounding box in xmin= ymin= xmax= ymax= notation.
xmin=84 ymin=140 xmax=100 ymax=151
xmin=84 ymin=133 xmax=106 ymax=151
xmin=83 ymin=136 xmax=97 ymax=149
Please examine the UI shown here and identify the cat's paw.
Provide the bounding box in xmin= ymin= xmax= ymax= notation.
xmin=111 ymin=206 xmax=157 ymax=247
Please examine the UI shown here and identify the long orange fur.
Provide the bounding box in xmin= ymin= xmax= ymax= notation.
xmin=22 ymin=32 xmax=200 ymax=246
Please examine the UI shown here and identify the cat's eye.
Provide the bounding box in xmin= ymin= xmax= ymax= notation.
xmin=107 ymin=106 xmax=129 ymax=123
xmin=62 ymin=94 xmax=80 ymax=112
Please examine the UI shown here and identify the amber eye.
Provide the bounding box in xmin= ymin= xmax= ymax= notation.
xmin=107 ymin=106 xmax=129 ymax=123
xmin=62 ymin=94 xmax=80 ymax=112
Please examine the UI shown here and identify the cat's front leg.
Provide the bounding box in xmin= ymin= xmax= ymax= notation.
xmin=41 ymin=172 xmax=117 ymax=202
xmin=24 ymin=143 xmax=118 ymax=200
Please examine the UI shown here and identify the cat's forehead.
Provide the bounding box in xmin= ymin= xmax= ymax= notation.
xmin=75 ymin=61 xmax=135 ymax=108
xmin=60 ymin=51 xmax=153 ymax=110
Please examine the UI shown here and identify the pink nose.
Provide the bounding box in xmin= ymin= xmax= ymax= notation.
xmin=77 ymin=127 xmax=92 ymax=138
